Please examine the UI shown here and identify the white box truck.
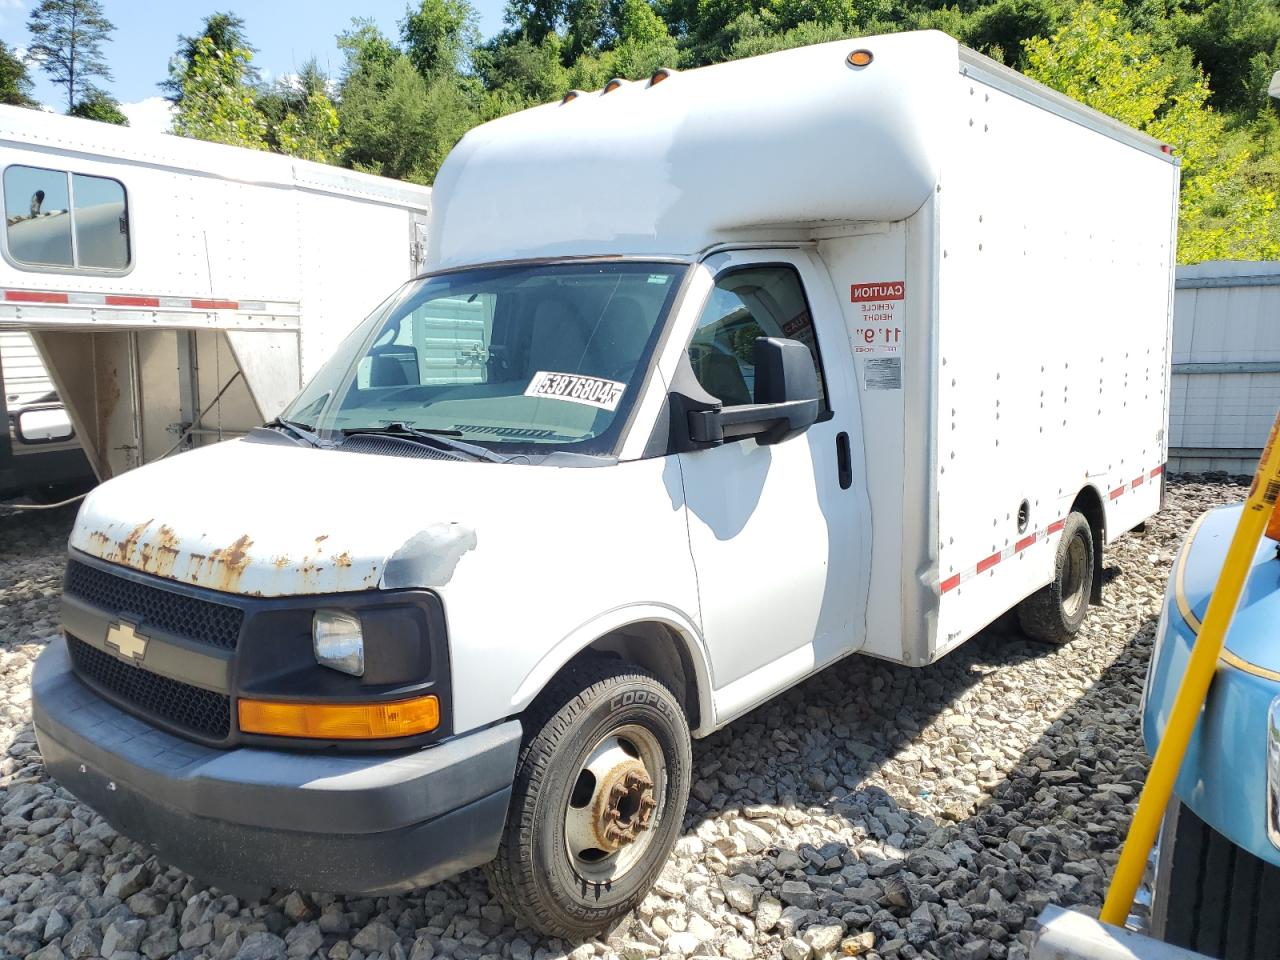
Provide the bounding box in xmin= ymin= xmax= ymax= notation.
xmin=0 ymin=106 xmax=431 ymax=487
xmin=30 ymin=30 xmax=1177 ymax=936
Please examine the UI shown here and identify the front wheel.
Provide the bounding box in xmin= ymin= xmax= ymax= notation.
xmin=1151 ymin=796 xmax=1280 ymax=958
xmin=486 ymin=659 xmax=692 ymax=939
xmin=1016 ymin=510 xmax=1094 ymax=643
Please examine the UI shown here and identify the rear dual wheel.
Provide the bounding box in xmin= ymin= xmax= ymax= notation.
xmin=486 ymin=659 xmax=692 ymax=939
xmin=1016 ymin=510 xmax=1095 ymax=643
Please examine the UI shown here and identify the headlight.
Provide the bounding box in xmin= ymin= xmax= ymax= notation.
xmin=313 ymin=610 xmax=365 ymax=676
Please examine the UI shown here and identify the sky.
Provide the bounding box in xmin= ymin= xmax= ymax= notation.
xmin=0 ymin=0 xmax=509 ymax=133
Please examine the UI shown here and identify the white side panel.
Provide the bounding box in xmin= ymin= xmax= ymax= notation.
xmin=0 ymin=330 xmax=51 ymax=402
xmin=225 ymin=329 xmax=302 ymax=420
xmin=295 ymin=195 xmax=423 ymax=383
xmin=934 ymin=70 xmax=1175 ymax=655
xmin=818 ymin=227 xmax=909 ymax=661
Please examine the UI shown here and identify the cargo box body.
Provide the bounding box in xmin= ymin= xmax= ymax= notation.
xmin=838 ymin=51 xmax=1178 ymax=665
xmin=427 ymin=31 xmax=1178 ymax=670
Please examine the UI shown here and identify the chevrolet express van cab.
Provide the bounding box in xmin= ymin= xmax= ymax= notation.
xmin=32 ymin=31 xmax=1178 ymax=937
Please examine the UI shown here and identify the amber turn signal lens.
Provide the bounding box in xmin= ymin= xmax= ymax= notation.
xmin=1268 ymin=498 xmax=1280 ymax=543
xmin=847 ymin=49 xmax=873 ymax=68
xmin=239 ymin=695 xmax=440 ymax=739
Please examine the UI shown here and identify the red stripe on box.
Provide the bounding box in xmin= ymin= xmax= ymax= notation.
xmin=1015 ymin=534 xmax=1037 ymax=553
xmin=1150 ymin=465 xmax=1165 ymax=477
xmin=190 ymin=298 xmax=239 ymax=310
xmin=940 ymin=574 xmax=961 ymax=594
xmin=1132 ymin=474 xmax=1145 ymax=489
xmin=105 ymin=295 xmax=161 ymax=307
xmin=976 ymin=551 xmax=1002 ymax=574
xmin=5 ymin=290 xmax=68 ymax=303
xmin=1109 ymin=486 xmax=1125 ymax=500
xmin=1047 ymin=519 xmax=1066 ymax=534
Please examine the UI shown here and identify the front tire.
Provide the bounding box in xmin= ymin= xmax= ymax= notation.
xmin=1152 ymin=796 xmax=1280 ymax=959
xmin=486 ymin=659 xmax=692 ymax=939
xmin=1016 ymin=510 xmax=1094 ymax=643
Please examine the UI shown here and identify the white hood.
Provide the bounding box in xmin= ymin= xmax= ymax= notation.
xmin=70 ymin=439 xmax=511 ymax=596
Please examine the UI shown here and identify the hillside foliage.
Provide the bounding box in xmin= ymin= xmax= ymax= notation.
xmin=9 ymin=1 xmax=1280 ymax=261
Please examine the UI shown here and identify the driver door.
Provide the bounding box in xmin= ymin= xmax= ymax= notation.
xmin=675 ymin=250 xmax=866 ymax=719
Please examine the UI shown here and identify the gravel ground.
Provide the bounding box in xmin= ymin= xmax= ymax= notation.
xmin=0 ymin=478 xmax=1250 ymax=960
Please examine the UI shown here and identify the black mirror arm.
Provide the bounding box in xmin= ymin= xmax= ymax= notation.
xmin=688 ymin=399 xmax=819 ymax=446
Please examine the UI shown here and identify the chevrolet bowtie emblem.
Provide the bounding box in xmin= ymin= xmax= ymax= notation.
xmin=105 ymin=621 xmax=148 ymax=661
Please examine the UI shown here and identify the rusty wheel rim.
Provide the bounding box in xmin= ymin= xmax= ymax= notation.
xmin=1063 ymin=531 xmax=1090 ymax=619
xmin=563 ymin=724 xmax=666 ymax=882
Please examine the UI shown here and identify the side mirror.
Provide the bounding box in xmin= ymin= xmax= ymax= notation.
xmin=688 ymin=337 xmax=820 ymax=446
xmin=15 ymin=406 xmax=75 ymax=444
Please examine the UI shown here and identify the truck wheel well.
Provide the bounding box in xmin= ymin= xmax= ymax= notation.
xmin=1070 ymin=485 xmax=1106 ymax=604
xmin=569 ymin=623 xmax=702 ymax=731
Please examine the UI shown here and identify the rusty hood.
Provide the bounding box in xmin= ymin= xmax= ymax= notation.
xmin=68 ymin=439 xmax=497 ymax=596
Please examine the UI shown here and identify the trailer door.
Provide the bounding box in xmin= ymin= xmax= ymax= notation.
xmin=676 ymin=250 xmax=866 ymax=715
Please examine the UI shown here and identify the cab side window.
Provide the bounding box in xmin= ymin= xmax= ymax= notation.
xmin=687 ymin=265 xmax=827 ymax=409
xmin=3 ymin=165 xmax=130 ymax=272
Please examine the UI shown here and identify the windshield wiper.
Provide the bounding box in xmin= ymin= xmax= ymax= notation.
xmin=343 ymin=422 xmax=509 ymax=463
xmin=264 ymin=417 xmax=330 ymax=448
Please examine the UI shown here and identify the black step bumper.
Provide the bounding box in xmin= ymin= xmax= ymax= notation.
xmin=32 ymin=637 xmax=520 ymax=894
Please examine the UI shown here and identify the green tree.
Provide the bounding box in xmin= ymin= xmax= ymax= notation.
xmin=26 ymin=0 xmax=115 ymax=112
xmin=1175 ymin=0 xmax=1280 ymax=116
xmin=339 ymin=50 xmax=477 ymax=183
xmin=338 ymin=18 xmax=402 ymax=88
xmin=0 ymin=44 xmax=36 ymax=106
xmin=257 ymin=58 xmax=330 ymax=147
xmin=69 ymin=87 xmax=128 ymax=124
xmin=473 ymin=33 xmax=568 ymax=107
xmin=1025 ymin=1 xmax=1279 ymax=262
xmin=171 ymin=36 xmax=267 ymax=149
xmin=276 ymin=89 xmax=347 ymax=163
xmin=162 ymin=11 xmax=258 ymax=102
xmin=403 ymin=0 xmax=479 ymax=76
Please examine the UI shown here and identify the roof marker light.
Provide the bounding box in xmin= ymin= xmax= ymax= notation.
xmin=847 ymin=49 xmax=873 ymax=68
xmin=562 ymin=90 xmax=585 ymax=104
xmin=1160 ymin=144 xmax=1173 ymax=154
xmin=649 ymin=67 xmax=675 ymax=87
xmin=603 ymin=78 xmax=626 ymax=93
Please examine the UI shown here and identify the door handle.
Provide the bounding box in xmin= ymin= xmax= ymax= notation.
xmin=836 ymin=431 xmax=853 ymax=489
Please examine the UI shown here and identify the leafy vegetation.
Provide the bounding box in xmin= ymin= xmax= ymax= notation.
xmin=5 ymin=0 xmax=1279 ymax=260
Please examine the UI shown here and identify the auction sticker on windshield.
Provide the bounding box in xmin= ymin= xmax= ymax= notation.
xmin=524 ymin=372 xmax=627 ymax=411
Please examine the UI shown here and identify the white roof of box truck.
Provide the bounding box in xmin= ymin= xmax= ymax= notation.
xmin=0 ymin=105 xmax=433 ymax=210
xmin=426 ymin=29 xmax=1171 ymax=268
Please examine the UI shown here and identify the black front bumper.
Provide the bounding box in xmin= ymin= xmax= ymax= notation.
xmin=33 ymin=637 xmax=521 ymax=894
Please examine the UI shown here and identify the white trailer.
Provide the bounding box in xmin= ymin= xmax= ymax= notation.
xmin=32 ymin=31 xmax=1177 ymax=937
xmin=0 ymin=106 xmax=431 ymax=483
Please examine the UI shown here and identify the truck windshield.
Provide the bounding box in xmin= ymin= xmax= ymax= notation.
xmin=282 ymin=261 xmax=685 ymax=456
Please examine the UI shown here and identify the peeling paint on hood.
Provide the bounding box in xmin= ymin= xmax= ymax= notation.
xmin=382 ymin=523 xmax=478 ymax=589
xmin=69 ymin=440 xmax=495 ymax=597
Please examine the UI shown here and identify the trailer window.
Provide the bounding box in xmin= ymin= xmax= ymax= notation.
xmin=688 ymin=265 xmax=827 ymax=410
xmin=3 ymin=165 xmax=130 ymax=272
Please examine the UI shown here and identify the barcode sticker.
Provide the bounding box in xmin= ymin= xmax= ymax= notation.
xmin=524 ymin=371 xmax=626 ymax=411
xmin=1265 ymin=480 xmax=1280 ymax=505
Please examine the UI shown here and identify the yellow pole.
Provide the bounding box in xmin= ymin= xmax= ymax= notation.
xmin=1100 ymin=408 xmax=1280 ymax=926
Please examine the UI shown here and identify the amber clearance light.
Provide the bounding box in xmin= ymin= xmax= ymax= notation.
xmin=847 ymin=49 xmax=874 ymax=68
xmin=239 ymin=695 xmax=440 ymax=739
